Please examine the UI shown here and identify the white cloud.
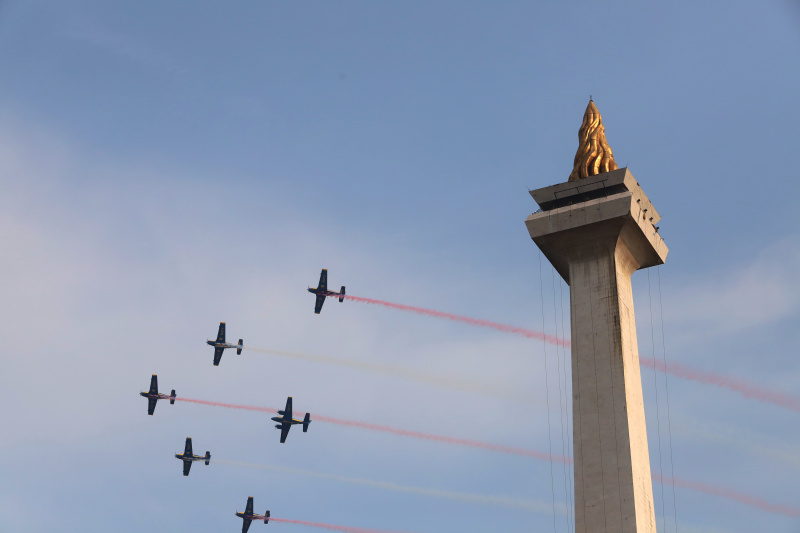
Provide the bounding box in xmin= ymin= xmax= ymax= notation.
xmin=663 ymin=237 xmax=800 ymax=332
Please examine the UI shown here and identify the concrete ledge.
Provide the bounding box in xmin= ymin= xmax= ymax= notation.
xmin=529 ymin=168 xmax=661 ymax=225
xmin=525 ymin=192 xmax=668 ymax=282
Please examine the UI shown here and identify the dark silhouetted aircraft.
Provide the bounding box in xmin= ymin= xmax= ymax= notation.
xmin=175 ymin=437 xmax=210 ymax=476
xmin=207 ymin=322 xmax=243 ymax=366
xmin=270 ymin=396 xmax=310 ymax=443
xmin=140 ymin=375 xmax=176 ymax=415
xmin=236 ymin=496 xmax=270 ymax=533
xmin=307 ymin=269 xmax=345 ymax=314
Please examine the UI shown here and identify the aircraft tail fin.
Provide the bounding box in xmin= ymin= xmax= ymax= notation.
xmin=170 ymin=390 xmax=176 ymax=404
xmin=339 ymin=286 xmax=346 ymax=302
xmin=205 ymin=451 xmax=211 ymax=465
xmin=303 ymin=412 xmax=311 ymax=432
xmin=237 ymin=339 xmax=243 ymax=355
xmin=264 ymin=510 xmax=270 ymax=524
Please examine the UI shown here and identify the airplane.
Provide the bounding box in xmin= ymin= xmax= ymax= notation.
xmin=307 ymin=268 xmax=345 ymax=314
xmin=236 ymin=496 xmax=270 ymax=533
xmin=270 ymin=396 xmax=311 ymax=443
xmin=207 ymin=322 xmax=243 ymax=366
xmin=174 ymin=437 xmax=210 ymax=476
xmin=139 ymin=375 xmax=176 ymax=415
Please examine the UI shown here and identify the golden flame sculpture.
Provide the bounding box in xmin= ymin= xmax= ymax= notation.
xmin=568 ymin=100 xmax=618 ymax=181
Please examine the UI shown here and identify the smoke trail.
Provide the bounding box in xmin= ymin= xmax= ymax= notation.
xmin=342 ymin=294 xmax=569 ymax=347
xmin=269 ymin=516 xmax=409 ymax=533
xmin=243 ymin=346 xmax=532 ymax=404
xmin=640 ymin=357 xmax=800 ymax=414
xmin=654 ymin=474 xmax=800 ymax=518
xmin=174 ymin=396 xmax=273 ymax=414
xmin=671 ymin=416 xmax=800 ymax=470
xmin=172 ymin=397 xmax=569 ymax=464
xmin=331 ymin=293 xmax=800 ymax=416
xmin=174 ymin=398 xmax=798 ymax=517
xmin=216 ymin=459 xmax=564 ymax=515
xmin=340 ymin=290 xmax=800 ymax=420
xmin=295 ymin=412 xmax=568 ymax=463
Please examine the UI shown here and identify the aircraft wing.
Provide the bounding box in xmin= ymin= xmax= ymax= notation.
xmin=184 ymin=438 xmax=193 ymax=456
xmin=241 ymin=518 xmax=252 ymax=533
xmin=183 ymin=460 xmax=192 ymax=476
xmin=147 ymin=397 xmax=157 ymax=416
xmin=213 ymin=346 xmax=225 ymax=366
xmin=279 ymin=422 xmax=291 ymax=443
xmin=284 ymin=397 xmax=293 ymax=420
xmin=314 ymin=294 xmax=326 ymax=314
xmin=318 ymin=269 xmax=327 ymax=292
xmin=149 ymin=375 xmax=158 ymax=395
xmin=245 ymin=497 xmax=254 ymax=515
xmin=216 ymin=322 xmax=226 ymax=343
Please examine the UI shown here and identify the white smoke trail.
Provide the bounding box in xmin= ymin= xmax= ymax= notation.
xmin=243 ymin=346 xmax=533 ymax=404
xmin=665 ymin=522 xmax=739 ymax=533
xmin=671 ymin=416 xmax=800 ymax=469
xmin=214 ymin=459 xmax=566 ymax=516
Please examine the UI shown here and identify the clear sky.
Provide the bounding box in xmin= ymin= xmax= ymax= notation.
xmin=1 ymin=2 xmax=799 ymax=532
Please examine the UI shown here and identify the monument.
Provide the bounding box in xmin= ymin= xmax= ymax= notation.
xmin=525 ymin=101 xmax=668 ymax=532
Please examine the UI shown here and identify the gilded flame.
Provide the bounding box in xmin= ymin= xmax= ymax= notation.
xmin=568 ymin=100 xmax=618 ymax=182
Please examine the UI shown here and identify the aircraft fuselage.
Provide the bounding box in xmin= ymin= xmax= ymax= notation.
xmin=140 ymin=392 xmax=170 ymax=400
xmin=175 ymin=453 xmax=206 ymax=462
xmin=271 ymin=416 xmax=303 ymax=425
xmin=207 ymin=340 xmax=238 ymax=349
xmin=236 ymin=511 xmax=270 ymax=524
xmin=237 ymin=513 xmax=269 ymax=520
xmin=307 ymin=287 xmax=340 ymax=297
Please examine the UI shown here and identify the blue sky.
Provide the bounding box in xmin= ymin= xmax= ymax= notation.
xmin=1 ymin=1 xmax=799 ymax=532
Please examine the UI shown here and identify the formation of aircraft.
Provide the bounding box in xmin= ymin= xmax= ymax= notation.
xmin=174 ymin=437 xmax=210 ymax=476
xmin=236 ymin=496 xmax=270 ymax=533
xmin=144 ymin=269 xmax=344 ymax=525
xmin=308 ymin=268 xmax=345 ymax=314
xmin=207 ymin=322 xmax=243 ymax=366
xmin=271 ymin=396 xmax=311 ymax=443
xmin=140 ymin=375 xmax=176 ymax=415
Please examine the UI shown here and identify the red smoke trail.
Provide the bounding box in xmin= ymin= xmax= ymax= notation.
xmin=310 ymin=412 xmax=569 ymax=464
xmin=172 ymin=397 xmax=569 ymax=464
xmin=174 ymin=397 xmax=274 ymax=413
xmin=654 ymin=474 xmax=800 ymax=518
xmin=173 ymin=398 xmax=797 ymax=517
xmin=342 ymin=294 xmax=569 ymax=347
xmin=344 ymin=294 xmax=800 ymax=415
xmin=270 ymin=517 xmax=410 ymax=532
xmin=640 ymin=357 xmax=800 ymax=414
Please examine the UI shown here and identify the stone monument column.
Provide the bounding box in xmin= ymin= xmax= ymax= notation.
xmin=525 ymin=101 xmax=668 ymax=532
